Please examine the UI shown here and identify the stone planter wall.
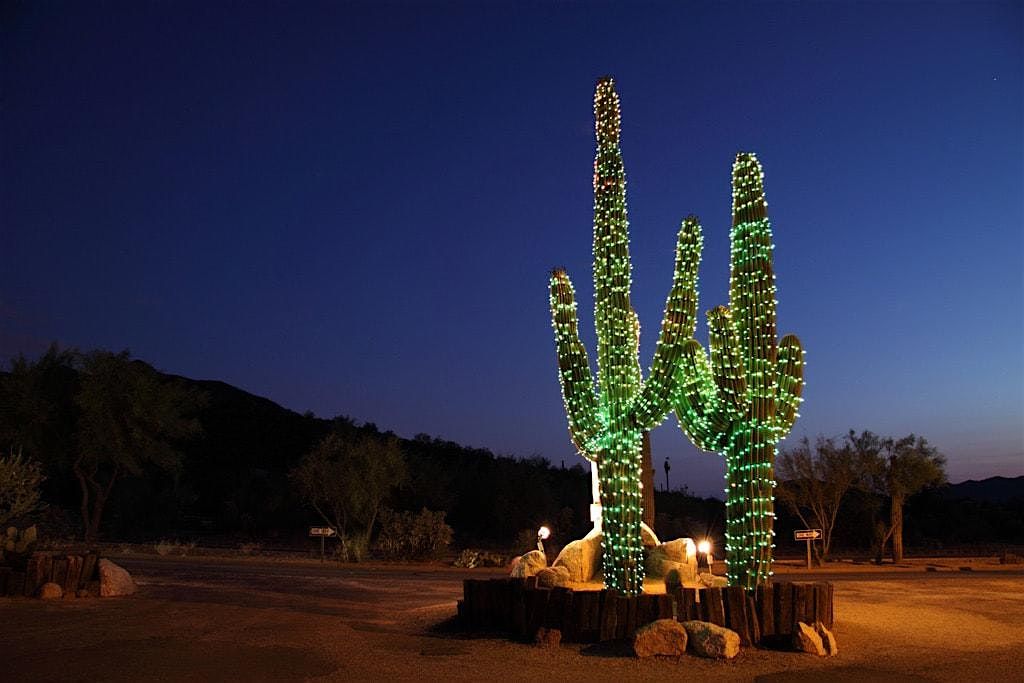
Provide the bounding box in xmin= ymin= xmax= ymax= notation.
xmin=459 ymin=577 xmax=833 ymax=645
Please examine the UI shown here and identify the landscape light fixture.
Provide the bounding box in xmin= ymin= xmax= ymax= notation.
xmin=697 ymin=539 xmax=715 ymax=576
xmin=537 ymin=526 xmax=551 ymax=554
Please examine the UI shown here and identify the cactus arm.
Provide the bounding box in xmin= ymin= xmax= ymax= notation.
xmin=549 ymin=269 xmax=604 ymax=459
xmin=774 ymin=334 xmax=804 ymax=440
xmin=707 ymin=305 xmax=748 ymax=424
xmin=631 ymin=217 xmax=704 ymax=430
xmin=671 ymin=340 xmax=732 ymax=452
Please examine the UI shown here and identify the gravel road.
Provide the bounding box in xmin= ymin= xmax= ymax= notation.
xmin=3 ymin=555 xmax=1022 ymax=682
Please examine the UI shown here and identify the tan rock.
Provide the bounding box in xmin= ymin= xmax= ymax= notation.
xmin=794 ymin=621 xmax=826 ymax=655
xmin=646 ymin=539 xmax=697 ymax=579
xmin=659 ymin=539 xmax=693 ymax=564
xmin=815 ymin=621 xmax=838 ymax=656
xmin=98 ymin=559 xmax=137 ymax=597
xmin=509 ymin=550 xmax=547 ymax=579
xmin=552 ymin=535 xmax=602 ymax=582
xmin=682 ymin=620 xmax=741 ymax=659
xmin=640 ymin=523 xmax=660 ymax=547
xmin=38 ymin=582 xmax=63 ymax=600
xmin=632 ymin=619 xmax=688 ymax=657
xmin=536 ymin=565 xmax=571 ymax=588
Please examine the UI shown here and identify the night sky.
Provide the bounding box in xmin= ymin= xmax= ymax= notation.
xmin=3 ymin=2 xmax=1021 ymax=496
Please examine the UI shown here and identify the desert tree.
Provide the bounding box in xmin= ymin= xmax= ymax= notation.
xmin=0 ymin=344 xmax=79 ymax=483
xmin=776 ymin=436 xmax=859 ymax=564
xmin=846 ymin=430 xmax=946 ymax=562
xmin=74 ymin=350 xmax=205 ymax=543
xmin=290 ymin=431 xmax=406 ymax=561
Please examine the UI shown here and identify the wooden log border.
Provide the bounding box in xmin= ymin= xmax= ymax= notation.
xmin=459 ymin=578 xmax=834 ymax=645
xmin=0 ymin=552 xmax=103 ymax=598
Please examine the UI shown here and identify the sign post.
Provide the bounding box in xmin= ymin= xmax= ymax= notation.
xmin=794 ymin=529 xmax=822 ymax=569
xmin=309 ymin=526 xmax=337 ymax=562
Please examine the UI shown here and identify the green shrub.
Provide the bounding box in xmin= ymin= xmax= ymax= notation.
xmin=375 ymin=508 xmax=452 ymax=560
xmin=0 ymin=452 xmax=45 ymax=527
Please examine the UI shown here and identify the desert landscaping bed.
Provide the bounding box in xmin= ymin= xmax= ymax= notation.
xmin=459 ymin=577 xmax=833 ymax=647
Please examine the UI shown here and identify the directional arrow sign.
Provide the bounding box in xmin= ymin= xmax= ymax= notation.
xmin=794 ymin=529 xmax=822 ymax=541
xmin=309 ymin=527 xmax=337 ymax=537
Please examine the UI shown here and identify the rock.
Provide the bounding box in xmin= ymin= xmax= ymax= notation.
xmin=509 ymin=550 xmax=548 ymax=579
xmin=682 ymin=620 xmax=741 ymax=659
xmin=815 ymin=621 xmax=838 ymax=656
xmin=533 ymin=627 xmax=561 ymax=648
xmin=38 ymin=582 xmax=63 ymax=600
xmin=659 ymin=539 xmax=694 ymax=564
xmin=646 ymin=539 xmax=697 ymax=580
xmin=76 ymin=588 xmax=93 ymax=598
xmin=640 ymin=523 xmax=660 ymax=547
xmin=645 ymin=548 xmax=674 ymax=578
xmin=552 ymin=535 xmax=602 ymax=582
xmin=536 ymin=565 xmax=571 ymax=588
xmin=632 ymin=619 xmax=688 ymax=657
xmin=98 ymin=559 xmax=137 ymax=597
xmin=664 ymin=564 xmax=699 ymax=590
xmin=794 ymin=621 xmax=826 ymax=655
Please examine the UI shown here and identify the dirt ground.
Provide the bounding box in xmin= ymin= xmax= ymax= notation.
xmin=3 ymin=556 xmax=1023 ymax=682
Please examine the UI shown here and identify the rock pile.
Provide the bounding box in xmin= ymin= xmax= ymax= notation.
xmin=794 ymin=621 xmax=838 ymax=656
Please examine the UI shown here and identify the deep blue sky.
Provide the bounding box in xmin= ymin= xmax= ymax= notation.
xmin=3 ymin=2 xmax=1021 ymax=496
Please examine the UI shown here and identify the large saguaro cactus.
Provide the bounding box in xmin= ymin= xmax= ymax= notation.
xmin=672 ymin=153 xmax=805 ymax=590
xmin=548 ymin=77 xmax=704 ymax=595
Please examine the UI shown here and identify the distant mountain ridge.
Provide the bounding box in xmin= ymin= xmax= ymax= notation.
xmin=945 ymin=476 xmax=1023 ymax=503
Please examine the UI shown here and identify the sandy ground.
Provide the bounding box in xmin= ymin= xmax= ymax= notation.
xmin=3 ymin=556 xmax=1023 ymax=682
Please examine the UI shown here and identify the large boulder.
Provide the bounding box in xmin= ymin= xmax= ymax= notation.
xmin=98 ymin=559 xmax=137 ymax=597
xmin=682 ymin=620 xmax=741 ymax=659
xmin=646 ymin=538 xmax=697 ymax=580
xmin=794 ymin=621 xmax=826 ymax=655
xmin=663 ymin=564 xmax=700 ymax=590
xmin=659 ymin=538 xmax=694 ymax=564
xmin=38 ymin=582 xmax=63 ymax=600
xmin=640 ymin=523 xmax=660 ymax=547
xmin=536 ymin=565 xmax=571 ymax=588
xmin=509 ymin=550 xmax=547 ymax=579
xmin=632 ymin=619 xmax=688 ymax=657
xmin=552 ymin=535 xmax=602 ymax=583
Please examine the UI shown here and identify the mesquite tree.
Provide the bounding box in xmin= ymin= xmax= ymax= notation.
xmin=673 ymin=153 xmax=805 ymax=590
xmin=549 ymin=77 xmax=704 ymax=595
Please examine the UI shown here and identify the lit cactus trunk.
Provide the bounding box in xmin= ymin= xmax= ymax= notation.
xmin=672 ymin=153 xmax=805 ymax=590
xmin=549 ymin=77 xmax=704 ymax=595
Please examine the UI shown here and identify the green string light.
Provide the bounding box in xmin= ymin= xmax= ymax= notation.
xmin=671 ymin=153 xmax=805 ymax=590
xmin=548 ymin=77 xmax=705 ymax=596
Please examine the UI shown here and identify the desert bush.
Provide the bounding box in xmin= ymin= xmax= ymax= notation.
xmin=1 ymin=525 xmax=38 ymax=568
xmin=453 ymin=548 xmax=507 ymax=568
xmin=155 ymin=539 xmax=195 ymax=556
xmin=329 ymin=533 xmax=368 ymax=562
xmin=376 ymin=508 xmax=452 ymax=560
xmin=0 ymin=451 xmax=45 ymax=527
